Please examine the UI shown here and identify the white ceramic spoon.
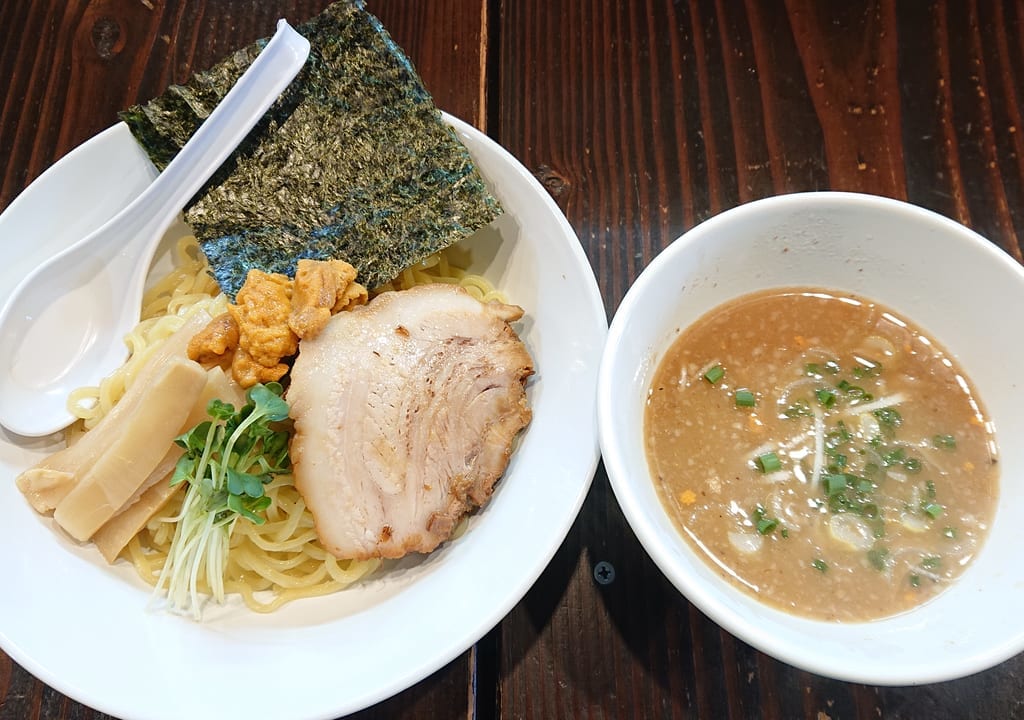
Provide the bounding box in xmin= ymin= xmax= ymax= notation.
xmin=0 ymin=19 xmax=310 ymax=437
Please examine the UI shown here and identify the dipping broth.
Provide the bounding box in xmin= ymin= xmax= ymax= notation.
xmin=644 ymin=288 xmax=998 ymax=622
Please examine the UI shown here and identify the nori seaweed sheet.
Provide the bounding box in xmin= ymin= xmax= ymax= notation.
xmin=119 ymin=0 xmax=502 ymax=297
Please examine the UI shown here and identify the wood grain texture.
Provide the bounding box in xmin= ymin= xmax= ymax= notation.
xmin=6 ymin=0 xmax=1024 ymax=719
xmin=0 ymin=0 xmax=488 ymax=210
xmin=495 ymin=0 xmax=1024 ymax=718
xmin=0 ymin=1 xmax=486 ymax=719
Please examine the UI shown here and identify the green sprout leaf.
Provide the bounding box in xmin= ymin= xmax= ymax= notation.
xmin=154 ymin=383 xmax=293 ymax=619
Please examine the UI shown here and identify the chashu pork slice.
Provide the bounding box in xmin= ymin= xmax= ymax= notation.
xmin=287 ymin=283 xmax=534 ymax=560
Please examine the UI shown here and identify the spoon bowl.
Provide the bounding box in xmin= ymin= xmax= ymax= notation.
xmin=0 ymin=19 xmax=310 ymax=437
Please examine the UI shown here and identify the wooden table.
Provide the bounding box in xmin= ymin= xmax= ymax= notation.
xmin=3 ymin=1 xmax=1024 ymax=717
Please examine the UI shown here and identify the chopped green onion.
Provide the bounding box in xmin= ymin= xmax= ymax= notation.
xmin=751 ymin=505 xmax=780 ymax=535
xmin=855 ymin=479 xmax=874 ymax=494
xmin=933 ymin=434 xmax=957 ymax=450
xmin=805 ymin=361 xmax=838 ymax=378
xmin=827 ymin=490 xmax=878 ymax=520
xmin=873 ymin=407 xmax=903 ymax=429
xmin=734 ymin=389 xmax=756 ymax=407
xmin=903 ymin=457 xmax=922 ymax=473
xmin=853 ymin=361 xmax=882 ymax=379
xmin=921 ymin=555 xmax=942 ymax=570
xmin=822 ymin=473 xmax=849 ymax=496
xmin=756 ymin=517 xmax=779 ymax=535
xmin=756 ymin=452 xmax=782 ymax=473
xmin=703 ymin=365 xmax=725 ymax=384
xmin=867 ymin=547 xmax=890 ymax=571
xmin=942 ymin=526 xmax=957 ymax=539
xmin=909 ymin=574 xmax=921 ymax=587
xmin=781 ymin=527 xmax=790 ymax=538
xmin=783 ymin=401 xmax=811 ymax=419
xmin=837 ymin=379 xmax=852 ymax=392
xmin=882 ymin=448 xmax=906 ymax=466
xmin=827 ymin=493 xmax=850 ymax=513
xmin=922 ymin=502 xmax=944 ymax=519
xmin=825 ymin=421 xmax=852 ymax=446
xmin=925 ymin=480 xmax=937 ymax=498
xmin=815 ymin=388 xmax=837 ymax=408
xmin=812 ymin=558 xmax=828 ymax=573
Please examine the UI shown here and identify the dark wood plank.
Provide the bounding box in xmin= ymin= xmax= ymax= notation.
xmin=0 ymin=0 xmax=488 ymax=211
xmin=892 ymin=0 xmax=1019 ymax=259
xmin=495 ymin=0 xmax=1024 ymax=718
xmin=0 ymin=1 xmax=486 ymax=719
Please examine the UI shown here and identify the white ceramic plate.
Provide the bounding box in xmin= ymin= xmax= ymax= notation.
xmin=0 ymin=114 xmax=606 ymax=719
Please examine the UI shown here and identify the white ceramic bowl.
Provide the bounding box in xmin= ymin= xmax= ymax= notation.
xmin=599 ymin=191 xmax=1024 ymax=685
xmin=0 ymin=114 xmax=606 ymax=719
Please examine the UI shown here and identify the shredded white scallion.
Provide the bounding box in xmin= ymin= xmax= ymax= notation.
xmin=811 ymin=404 xmax=825 ymax=487
xmin=151 ymin=489 xmax=235 ymax=620
xmin=838 ymin=392 xmax=907 ymax=417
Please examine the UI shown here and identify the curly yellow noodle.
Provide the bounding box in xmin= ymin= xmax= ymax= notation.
xmin=233 ymin=548 xmax=328 ymax=585
xmin=247 ymin=529 xmax=322 ymax=553
xmin=374 ymin=247 xmax=505 ymax=304
xmin=141 ymin=237 xmax=221 ymax=319
xmin=88 ymin=237 xmax=492 ymax=614
xmin=125 ymin=534 xmax=160 ymax=583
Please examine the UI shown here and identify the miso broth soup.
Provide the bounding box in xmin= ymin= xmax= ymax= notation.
xmin=644 ymin=288 xmax=998 ymax=622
